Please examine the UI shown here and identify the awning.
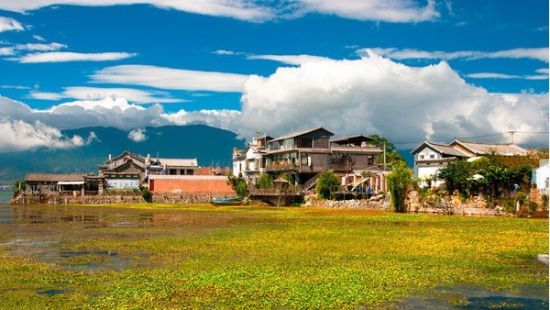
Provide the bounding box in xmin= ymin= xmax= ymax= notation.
xmin=57 ymin=181 xmax=85 ymax=185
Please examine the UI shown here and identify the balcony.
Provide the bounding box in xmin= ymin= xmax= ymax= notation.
xmin=265 ymin=161 xmax=297 ymax=172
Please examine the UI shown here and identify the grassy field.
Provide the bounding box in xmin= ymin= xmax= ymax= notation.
xmin=0 ymin=204 xmax=547 ymax=308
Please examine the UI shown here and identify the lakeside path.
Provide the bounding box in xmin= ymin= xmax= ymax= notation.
xmin=0 ymin=203 xmax=547 ymax=308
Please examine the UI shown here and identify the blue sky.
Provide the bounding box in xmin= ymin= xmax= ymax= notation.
xmin=0 ymin=0 xmax=548 ymax=151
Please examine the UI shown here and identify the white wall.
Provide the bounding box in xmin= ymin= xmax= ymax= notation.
xmin=533 ymin=164 xmax=550 ymax=189
xmin=416 ymin=147 xmax=441 ymax=161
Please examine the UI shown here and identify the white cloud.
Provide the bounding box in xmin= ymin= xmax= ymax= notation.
xmin=465 ymin=72 xmax=549 ymax=80
xmin=28 ymin=91 xmax=66 ymax=100
xmin=161 ymin=109 xmax=241 ymax=131
xmin=297 ymin=0 xmax=439 ymax=23
xmin=29 ymin=86 xmax=182 ymax=103
xmin=213 ymin=49 xmax=240 ymax=55
xmin=0 ymin=47 xmax=14 ymax=56
xmin=358 ymin=47 xmax=549 ymax=62
xmin=0 ymin=42 xmax=65 ymax=57
xmin=237 ymin=55 xmax=548 ymax=145
xmin=15 ymin=42 xmax=66 ymax=52
xmin=536 ymin=68 xmax=549 ymax=74
xmin=0 ymin=119 xmax=86 ymax=152
xmin=0 ymin=16 xmax=24 ymax=32
xmin=247 ymin=54 xmax=333 ymax=65
xmin=128 ymin=128 xmax=147 ymax=142
xmin=91 ymin=65 xmax=248 ymax=92
xmin=33 ymin=35 xmax=46 ymax=41
xmin=1 ymin=55 xmax=547 ymax=150
xmin=18 ymin=52 xmax=136 ymax=63
xmin=0 ymin=1 xmax=274 ymax=22
xmin=0 ymin=1 xmax=439 ymax=23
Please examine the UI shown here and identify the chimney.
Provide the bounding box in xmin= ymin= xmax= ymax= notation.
xmin=108 ymin=154 xmax=112 ymax=161
xmin=146 ymin=154 xmax=150 ymax=165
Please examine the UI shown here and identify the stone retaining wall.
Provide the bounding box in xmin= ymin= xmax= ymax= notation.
xmin=13 ymin=192 xmax=234 ymax=205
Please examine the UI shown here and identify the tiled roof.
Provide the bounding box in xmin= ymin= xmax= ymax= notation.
xmin=269 ymin=127 xmax=334 ymax=142
xmin=411 ymin=141 xmax=469 ymax=157
xmin=452 ymin=139 xmax=528 ymax=156
xmin=158 ymin=158 xmax=198 ymax=167
xmin=25 ymin=173 xmax=85 ymax=182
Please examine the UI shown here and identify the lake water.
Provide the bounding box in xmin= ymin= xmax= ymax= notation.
xmin=0 ymin=202 xmax=547 ymax=308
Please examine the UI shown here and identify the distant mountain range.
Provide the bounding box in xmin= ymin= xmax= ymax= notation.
xmin=0 ymin=125 xmax=246 ymax=184
xmin=0 ymin=124 xmax=415 ymax=185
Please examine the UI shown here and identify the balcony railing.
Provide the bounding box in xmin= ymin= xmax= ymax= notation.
xmin=265 ymin=162 xmax=297 ymax=171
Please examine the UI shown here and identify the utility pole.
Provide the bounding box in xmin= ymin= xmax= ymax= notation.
xmin=383 ymin=141 xmax=386 ymax=171
xmin=508 ymin=130 xmax=517 ymax=144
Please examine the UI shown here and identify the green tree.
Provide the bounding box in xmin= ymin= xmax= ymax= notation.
xmin=480 ymin=166 xmax=508 ymax=205
xmin=437 ymin=159 xmax=472 ymax=198
xmin=12 ymin=179 xmax=26 ymax=195
xmin=227 ymin=173 xmax=248 ymax=198
xmin=387 ymin=163 xmax=413 ymax=212
xmin=257 ymin=173 xmax=273 ymax=189
xmin=368 ymin=134 xmax=405 ymax=166
xmin=316 ymin=170 xmax=340 ymax=200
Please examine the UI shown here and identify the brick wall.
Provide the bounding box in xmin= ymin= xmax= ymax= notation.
xmin=149 ymin=176 xmax=235 ymax=194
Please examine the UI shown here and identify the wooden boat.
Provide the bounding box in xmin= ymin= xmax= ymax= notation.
xmin=210 ymin=197 xmax=243 ymax=206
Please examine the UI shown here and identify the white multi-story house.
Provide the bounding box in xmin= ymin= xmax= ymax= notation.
xmin=232 ymin=135 xmax=271 ymax=184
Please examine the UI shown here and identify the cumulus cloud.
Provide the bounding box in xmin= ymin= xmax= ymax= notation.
xmin=0 ymin=95 xmax=235 ymax=132
xmin=237 ymin=55 xmax=548 ymax=145
xmin=0 ymin=0 xmax=439 ymax=23
xmin=128 ymin=128 xmax=147 ymax=142
xmin=358 ymin=47 xmax=549 ymax=62
xmin=247 ymin=54 xmax=333 ymax=65
xmin=0 ymin=16 xmax=24 ymax=32
xmin=91 ymin=65 xmax=248 ymax=92
xmin=29 ymin=86 xmax=182 ymax=103
xmin=1 ymin=54 xmax=547 ymax=150
xmin=0 ymin=119 xmax=87 ymax=152
xmin=18 ymin=52 xmax=136 ymax=63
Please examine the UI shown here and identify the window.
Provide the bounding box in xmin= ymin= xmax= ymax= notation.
xmin=419 ymin=155 xmax=425 ymax=159
xmin=301 ymin=154 xmax=308 ymax=165
xmin=429 ymin=154 xmax=435 ymax=159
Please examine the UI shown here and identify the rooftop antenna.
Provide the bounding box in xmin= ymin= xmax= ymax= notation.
xmin=508 ymin=130 xmax=517 ymax=144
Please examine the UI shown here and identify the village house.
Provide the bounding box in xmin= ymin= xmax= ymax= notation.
xmin=233 ymin=127 xmax=387 ymax=192
xmin=411 ymin=139 xmax=528 ymax=186
xmin=24 ymin=173 xmax=99 ymax=196
xmin=98 ymin=151 xmax=198 ymax=190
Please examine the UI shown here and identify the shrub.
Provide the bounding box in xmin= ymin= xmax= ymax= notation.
xmin=316 ymin=171 xmax=340 ymax=200
xmin=227 ymin=173 xmax=248 ymax=198
xmin=12 ymin=179 xmax=26 ymax=195
xmin=139 ymin=186 xmax=152 ymax=203
xmin=257 ymin=173 xmax=273 ymax=189
xmin=387 ymin=163 xmax=413 ymax=212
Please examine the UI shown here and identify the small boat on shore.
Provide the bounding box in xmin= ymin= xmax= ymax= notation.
xmin=210 ymin=197 xmax=243 ymax=206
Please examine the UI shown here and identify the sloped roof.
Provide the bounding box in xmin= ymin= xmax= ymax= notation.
xmin=25 ymin=173 xmax=85 ymax=182
xmin=331 ymin=135 xmax=374 ymax=145
xmin=158 ymin=158 xmax=198 ymax=167
xmin=451 ymin=139 xmax=528 ymax=156
xmin=110 ymin=151 xmax=145 ymax=163
xmin=411 ymin=141 xmax=469 ymax=157
xmin=269 ymin=127 xmax=334 ymax=143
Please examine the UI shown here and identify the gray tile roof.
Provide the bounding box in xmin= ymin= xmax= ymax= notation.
xmin=25 ymin=173 xmax=85 ymax=182
xmin=452 ymin=139 xmax=528 ymax=156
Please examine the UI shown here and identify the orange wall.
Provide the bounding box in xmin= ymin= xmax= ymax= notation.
xmin=150 ymin=178 xmax=235 ymax=194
